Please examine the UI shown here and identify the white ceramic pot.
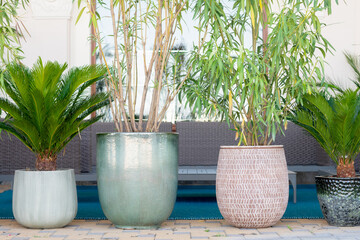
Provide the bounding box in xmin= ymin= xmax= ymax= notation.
xmin=12 ymin=169 xmax=77 ymax=228
xmin=216 ymin=145 xmax=289 ymax=228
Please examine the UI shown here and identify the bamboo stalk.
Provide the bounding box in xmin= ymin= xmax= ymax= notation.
xmin=110 ymin=0 xmax=130 ymax=131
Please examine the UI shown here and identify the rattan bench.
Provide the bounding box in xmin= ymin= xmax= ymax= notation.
xmin=0 ymin=121 xmax=340 ymax=205
xmin=178 ymin=166 xmax=298 ymax=203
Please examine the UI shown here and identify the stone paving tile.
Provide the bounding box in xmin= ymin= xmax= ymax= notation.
xmin=190 ymin=226 xmax=207 ymax=229
xmin=300 ymin=237 xmax=333 ymax=240
xmin=335 ymin=238 xmax=360 ymax=240
xmin=312 ymin=232 xmax=334 ymax=237
xmin=276 ymin=231 xmax=314 ymax=238
xmin=101 ymin=232 xmax=138 ymax=238
xmin=208 ymin=237 xmax=230 ymax=240
xmin=87 ymin=232 xmax=104 ymax=236
xmin=173 ymin=231 xmax=191 ymax=234
xmin=175 ymin=220 xmax=191 ymax=224
xmin=30 ymin=238 xmax=68 ymax=240
xmin=189 ymin=221 xmax=209 ymax=227
xmin=340 ymin=226 xmax=360 ymax=232
xmin=158 ymin=236 xmax=189 ymax=240
xmin=321 ymin=225 xmax=339 ymax=229
xmin=223 ymin=228 xmax=259 ymax=235
xmin=274 ymin=221 xmax=304 ymax=229
xmin=3 ymin=219 xmax=360 ymax=239
xmin=297 ymin=219 xmax=327 ymax=225
xmin=137 ymin=234 xmax=156 ymax=237
xmin=244 ymin=233 xmax=280 ymax=239
xmin=311 ymin=229 xmax=343 ymax=235
xmin=209 ymin=238 xmax=244 ymax=240
xmin=329 ymin=233 xmax=360 ymax=238
xmin=190 ymin=230 xmax=226 ymax=238
xmin=154 ymin=232 xmax=173 ymax=239
xmin=174 ymin=222 xmax=190 ymax=226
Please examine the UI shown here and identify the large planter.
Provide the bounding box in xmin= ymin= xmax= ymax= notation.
xmin=216 ymin=145 xmax=289 ymax=228
xmin=96 ymin=132 xmax=178 ymax=229
xmin=13 ymin=169 xmax=77 ymax=228
xmin=315 ymin=176 xmax=360 ymax=227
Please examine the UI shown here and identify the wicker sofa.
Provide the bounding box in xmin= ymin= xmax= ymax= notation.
xmin=0 ymin=121 xmax=338 ymax=202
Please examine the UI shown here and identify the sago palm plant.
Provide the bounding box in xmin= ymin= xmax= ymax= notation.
xmin=289 ymin=90 xmax=360 ymax=178
xmin=289 ymin=54 xmax=360 ymax=178
xmin=0 ymin=58 xmax=109 ymax=171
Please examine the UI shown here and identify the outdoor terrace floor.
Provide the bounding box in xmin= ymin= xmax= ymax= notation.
xmin=2 ymin=186 xmax=360 ymax=239
xmin=1 ymin=218 xmax=360 ymax=240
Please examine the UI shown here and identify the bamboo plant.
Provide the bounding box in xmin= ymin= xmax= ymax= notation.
xmin=0 ymin=0 xmax=29 ymax=67
xmin=78 ymin=0 xmax=204 ymax=132
xmin=180 ymin=0 xmax=336 ymax=145
xmin=289 ymin=54 xmax=360 ymax=178
xmin=0 ymin=59 xmax=109 ymax=171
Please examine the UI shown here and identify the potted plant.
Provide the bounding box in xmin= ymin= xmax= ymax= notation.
xmin=0 ymin=58 xmax=108 ymax=228
xmin=79 ymin=0 xmax=206 ymax=229
xmin=180 ymin=0 xmax=335 ymax=228
xmin=289 ymin=53 xmax=360 ymax=227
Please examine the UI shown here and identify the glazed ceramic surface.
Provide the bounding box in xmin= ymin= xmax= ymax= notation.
xmin=13 ymin=169 xmax=77 ymax=228
xmin=316 ymin=176 xmax=360 ymax=227
xmin=96 ymin=132 xmax=178 ymax=229
xmin=216 ymin=145 xmax=289 ymax=228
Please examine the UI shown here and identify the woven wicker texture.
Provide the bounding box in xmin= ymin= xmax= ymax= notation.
xmin=0 ymin=130 xmax=90 ymax=174
xmin=177 ymin=122 xmax=237 ymax=166
xmin=0 ymin=121 xmax=352 ymax=175
xmin=216 ymin=146 xmax=289 ymax=228
xmin=177 ymin=121 xmax=334 ymax=167
xmin=274 ymin=122 xmax=332 ymax=166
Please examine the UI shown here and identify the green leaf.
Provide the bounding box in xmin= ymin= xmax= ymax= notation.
xmin=0 ymin=58 xmax=109 ymax=165
xmin=76 ymin=7 xmax=86 ymax=25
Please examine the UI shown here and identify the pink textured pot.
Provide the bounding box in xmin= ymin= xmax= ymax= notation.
xmin=216 ymin=145 xmax=288 ymax=228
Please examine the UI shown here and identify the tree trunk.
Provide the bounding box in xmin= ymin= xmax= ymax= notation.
xmin=36 ymin=152 xmax=57 ymax=171
xmin=337 ymin=160 xmax=356 ymax=178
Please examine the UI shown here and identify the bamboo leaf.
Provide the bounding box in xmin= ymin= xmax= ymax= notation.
xmin=76 ymin=7 xmax=86 ymax=25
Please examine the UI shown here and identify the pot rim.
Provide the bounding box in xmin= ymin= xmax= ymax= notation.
xmin=15 ymin=169 xmax=74 ymax=173
xmin=96 ymin=132 xmax=179 ymax=136
xmin=220 ymin=145 xmax=284 ymax=149
xmin=315 ymin=175 xmax=360 ymax=180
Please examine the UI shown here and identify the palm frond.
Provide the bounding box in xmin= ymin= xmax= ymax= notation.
xmin=0 ymin=58 xmax=109 ymax=162
xmin=54 ymin=115 xmax=103 ymax=153
xmin=345 ymin=52 xmax=360 ymax=88
xmin=289 ymin=88 xmax=360 ymax=165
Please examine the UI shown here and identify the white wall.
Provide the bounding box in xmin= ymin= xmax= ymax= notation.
xmin=322 ymin=1 xmax=360 ymax=88
xmin=16 ymin=1 xmax=358 ymax=87
xmin=18 ymin=0 xmax=91 ymax=68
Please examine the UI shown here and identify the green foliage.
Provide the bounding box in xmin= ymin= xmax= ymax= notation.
xmin=181 ymin=0 xmax=335 ymax=145
xmin=78 ymin=0 xmax=191 ymax=132
xmin=289 ymin=90 xmax=360 ymax=165
xmin=0 ymin=58 xmax=109 ymax=158
xmin=290 ymin=53 xmax=360 ymax=165
xmin=0 ymin=0 xmax=29 ymax=66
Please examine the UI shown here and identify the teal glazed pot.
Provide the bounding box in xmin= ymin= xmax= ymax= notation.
xmin=96 ymin=132 xmax=178 ymax=229
xmin=13 ymin=169 xmax=77 ymax=229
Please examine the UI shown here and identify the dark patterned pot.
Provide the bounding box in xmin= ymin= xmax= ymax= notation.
xmin=315 ymin=176 xmax=360 ymax=227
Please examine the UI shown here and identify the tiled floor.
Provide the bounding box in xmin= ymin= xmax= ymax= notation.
xmin=1 ymin=219 xmax=360 ymax=240
xmin=3 ymin=185 xmax=360 ymax=239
